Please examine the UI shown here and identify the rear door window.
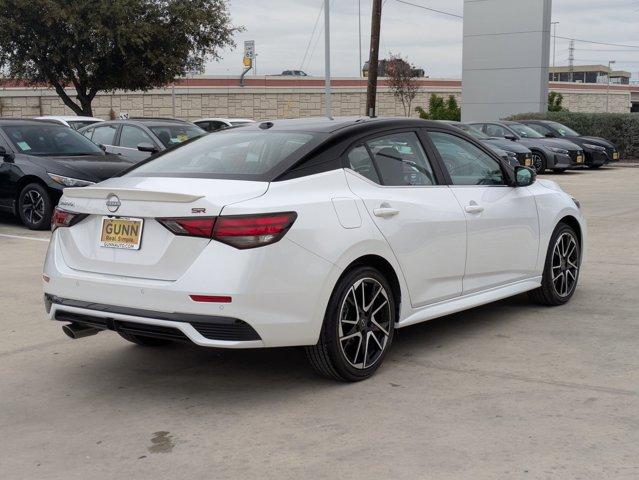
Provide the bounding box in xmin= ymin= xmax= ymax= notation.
xmin=119 ymin=125 xmax=155 ymax=149
xmin=91 ymin=125 xmax=118 ymax=145
xmin=365 ymin=132 xmax=436 ymax=186
xmin=347 ymin=145 xmax=380 ymax=184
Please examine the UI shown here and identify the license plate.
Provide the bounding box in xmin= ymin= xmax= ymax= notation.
xmin=576 ymin=155 xmax=584 ymax=163
xmin=613 ymin=152 xmax=619 ymax=160
xmin=100 ymin=217 xmax=144 ymax=250
xmin=524 ymin=158 xmax=532 ymax=167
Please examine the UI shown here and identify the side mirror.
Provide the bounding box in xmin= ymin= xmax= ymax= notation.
xmin=545 ymin=132 xmax=556 ymax=138
xmin=0 ymin=146 xmax=15 ymax=162
xmin=505 ymin=134 xmax=518 ymax=141
xmin=137 ymin=142 xmax=158 ymax=153
xmin=514 ymin=166 xmax=536 ymax=187
xmin=98 ymin=144 xmax=107 ymax=151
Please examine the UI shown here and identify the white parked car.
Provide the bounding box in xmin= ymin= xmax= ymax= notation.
xmin=35 ymin=116 xmax=104 ymax=130
xmin=43 ymin=118 xmax=586 ymax=381
xmin=193 ymin=117 xmax=255 ymax=132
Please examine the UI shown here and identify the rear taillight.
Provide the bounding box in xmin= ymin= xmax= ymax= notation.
xmin=157 ymin=218 xmax=216 ymax=238
xmin=157 ymin=212 xmax=297 ymax=249
xmin=51 ymin=207 xmax=88 ymax=232
xmin=212 ymin=212 xmax=297 ymax=249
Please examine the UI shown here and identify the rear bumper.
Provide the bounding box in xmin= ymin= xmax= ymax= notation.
xmin=43 ymin=230 xmax=341 ymax=348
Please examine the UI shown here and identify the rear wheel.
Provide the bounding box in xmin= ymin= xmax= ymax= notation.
xmin=529 ymin=223 xmax=581 ymax=306
xmin=531 ymin=152 xmax=547 ymax=174
xmin=18 ymin=183 xmax=53 ymax=230
xmin=306 ymin=266 xmax=396 ymax=382
xmin=118 ymin=332 xmax=173 ymax=347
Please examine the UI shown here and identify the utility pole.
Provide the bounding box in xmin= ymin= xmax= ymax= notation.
xmin=551 ymin=22 xmax=559 ymax=68
xmin=366 ymin=0 xmax=382 ymax=117
xmin=324 ymin=0 xmax=332 ymax=118
xmin=358 ymin=0 xmax=362 ymax=76
xmin=606 ymin=59 xmax=616 ymax=113
xmin=568 ymin=39 xmax=575 ymax=82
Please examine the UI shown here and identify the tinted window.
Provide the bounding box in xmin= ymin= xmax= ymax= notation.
xmin=129 ymin=130 xmax=318 ymax=178
xmin=455 ymin=123 xmax=491 ymax=140
xmin=366 ymin=132 xmax=435 ymax=186
xmin=2 ymin=125 xmax=103 ymax=155
xmin=526 ymin=123 xmax=552 ymax=136
xmin=149 ymin=125 xmax=205 ymax=148
xmin=92 ymin=125 xmax=118 ymax=145
xmin=347 ymin=145 xmax=380 ymax=184
xmin=119 ymin=125 xmax=154 ymax=148
xmin=508 ymin=123 xmax=544 ymax=139
xmin=81 ymin=127 xmax=94 ymax=140
xmin=548 ymin=122 xmax=580 ymax=137
xmin=484 ymin=124 xmax=509 ymax=138
xmin=430 ymin=131 xmax=504 ymax=186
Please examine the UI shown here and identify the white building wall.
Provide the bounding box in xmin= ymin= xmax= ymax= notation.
xmin=461 ymin=0 xmax=552 ymax=121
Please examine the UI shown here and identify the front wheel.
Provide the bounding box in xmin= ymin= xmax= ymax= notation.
xmin=531 ymin=152 xmax=547 ymax=174
xmin=18 ymin=183 xmax=53 ymax=230
xmin=529 ymin=223 xmax=581 ymax=306
xmin=306 ymin=266 xmax=396 ymax=381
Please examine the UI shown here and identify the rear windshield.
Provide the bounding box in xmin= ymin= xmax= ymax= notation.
xmin=148 ymin=124 xmax=206 ymax=147
xmin=128 ymin=130 xmax=322 ymax=180
xmin=2 ymin=124 xmax=103 ymax=155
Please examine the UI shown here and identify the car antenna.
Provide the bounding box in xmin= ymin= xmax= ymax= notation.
xmin=259 ymin=121 xmax=274 ymax=130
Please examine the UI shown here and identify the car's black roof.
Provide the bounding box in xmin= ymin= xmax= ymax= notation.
xmin=239 ymin=116 xmax=455 ymax=135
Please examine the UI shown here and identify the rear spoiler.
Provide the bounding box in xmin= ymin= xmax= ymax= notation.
xmin=62 ymin=187 xmax=203 ymax=203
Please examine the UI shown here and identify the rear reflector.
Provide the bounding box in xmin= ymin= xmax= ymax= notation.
xmin=212 ymin=212 xmax=297 ymax=249
xmin=157 ymin=217 xmax=216 ymax=238
xmin=51 ymin=207 xmax=88 ymax=232
xmin=189 ymin=295 xmax=232 ymax=303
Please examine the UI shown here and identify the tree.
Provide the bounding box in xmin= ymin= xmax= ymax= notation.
xmin=548 ymin=91 xmax=567 ymax=112
xmin=386 ymin=54 xmax=420 ymax=117
xmin=415 ymin=94 xmax=461 ymax=121
xmin=0 ymin=0 xmax=241 ymax=116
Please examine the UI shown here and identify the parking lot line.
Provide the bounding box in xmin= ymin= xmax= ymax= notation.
xmin=0 ymin=233 xmax=50 ymax=243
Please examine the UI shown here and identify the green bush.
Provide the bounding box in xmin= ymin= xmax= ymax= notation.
xmin=508 ymin=111 xmax=639 ymax=159
xmin=416 ymin=94 xmax=461 ymax=121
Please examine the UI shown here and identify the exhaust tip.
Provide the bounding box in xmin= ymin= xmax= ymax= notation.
xmin=62 ymin=323 xmax=100 ymax=339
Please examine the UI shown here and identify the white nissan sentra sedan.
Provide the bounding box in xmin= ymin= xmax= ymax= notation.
xmin=43 ymin=117 xmax=586 ymax=381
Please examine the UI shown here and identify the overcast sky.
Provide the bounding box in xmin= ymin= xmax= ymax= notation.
xmin=205 ymin=0 xmax=639 ymax=80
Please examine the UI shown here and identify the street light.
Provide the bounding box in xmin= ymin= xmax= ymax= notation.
xmin=606 ymin=60 xmax=616 ymax=113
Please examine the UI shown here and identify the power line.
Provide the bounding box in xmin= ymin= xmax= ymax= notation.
xmin=394 ymin=0 xmax=462 ymax=19
xmin=300 ymin=1 xmax=324 ymax=71
xmin=554 ymin=36 xmax=639 ymax=50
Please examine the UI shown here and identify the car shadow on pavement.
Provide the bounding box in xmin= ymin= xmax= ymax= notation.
xmin=54 ymin=293 xmax=534 ymax=403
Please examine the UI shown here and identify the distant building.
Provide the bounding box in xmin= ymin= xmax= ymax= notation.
xmin=549 ymin=65 xmax=631 ymax=85
xmin=362 ymin=59 xmax=426 ymax=78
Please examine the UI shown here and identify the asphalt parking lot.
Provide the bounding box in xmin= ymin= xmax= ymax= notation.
xmin=2 ymin=166 xmax=638 ymax=479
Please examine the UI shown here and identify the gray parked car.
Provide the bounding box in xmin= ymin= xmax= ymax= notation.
xmin=79 ymin=118 xmax=205 ymax=162
xmin=469 ymin=120 xmax=585 ymax=174
xmin=441 ymin=121 xmax=533 ymax=168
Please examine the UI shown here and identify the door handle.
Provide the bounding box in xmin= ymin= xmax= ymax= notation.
xmin=373 ymin=206 xmax=399 ymax=218
xmin=465 ymin=202 xmax=484 ymax=214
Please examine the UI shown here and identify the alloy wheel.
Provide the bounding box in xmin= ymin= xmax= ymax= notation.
xmin=532 ymin=153 xmax=544 ymax=173
xmin=551 ymin=232 xmax=580 ymax=298
xmin=338 ymin=277 xmax=392 ymax=369
xmin=21 ymin=189 xmax=45 ymax=226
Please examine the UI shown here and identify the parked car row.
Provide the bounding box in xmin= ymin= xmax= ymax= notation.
xmin=0 ymin=114 xmax=620 ymax=230
xmin=448 ymin=119 xmax=619 ymax=174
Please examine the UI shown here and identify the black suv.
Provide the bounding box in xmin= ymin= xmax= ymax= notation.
xmin=518 ymin=120 xmax=620 ymax=169
xmin=0 ymin=119 xmax=133 ymax=229
xmin=79 ymin=118 xmax=205 ymax=162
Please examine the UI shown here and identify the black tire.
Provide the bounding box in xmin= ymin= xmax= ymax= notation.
xmin=529 ymin=223 xmax=581 ymax=306
xmin=587 ymin=164 xmax=602 ymax=170
xmin=306 ymin=266 xmax=396 ymax=382
xmin=118 ymin=332 xmax=173 ymax=346
xmin=18 ymin=183 xmax=53 ymax=230
xmin=531 ymin=151 xmax=547 ymax=174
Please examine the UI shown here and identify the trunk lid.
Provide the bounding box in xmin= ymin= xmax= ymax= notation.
xmin=57 ymin=176 xmax=268 ymax=280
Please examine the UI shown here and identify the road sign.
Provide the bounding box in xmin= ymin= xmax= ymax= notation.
xmin=244 ymin=40 xmax=255 ymax=60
